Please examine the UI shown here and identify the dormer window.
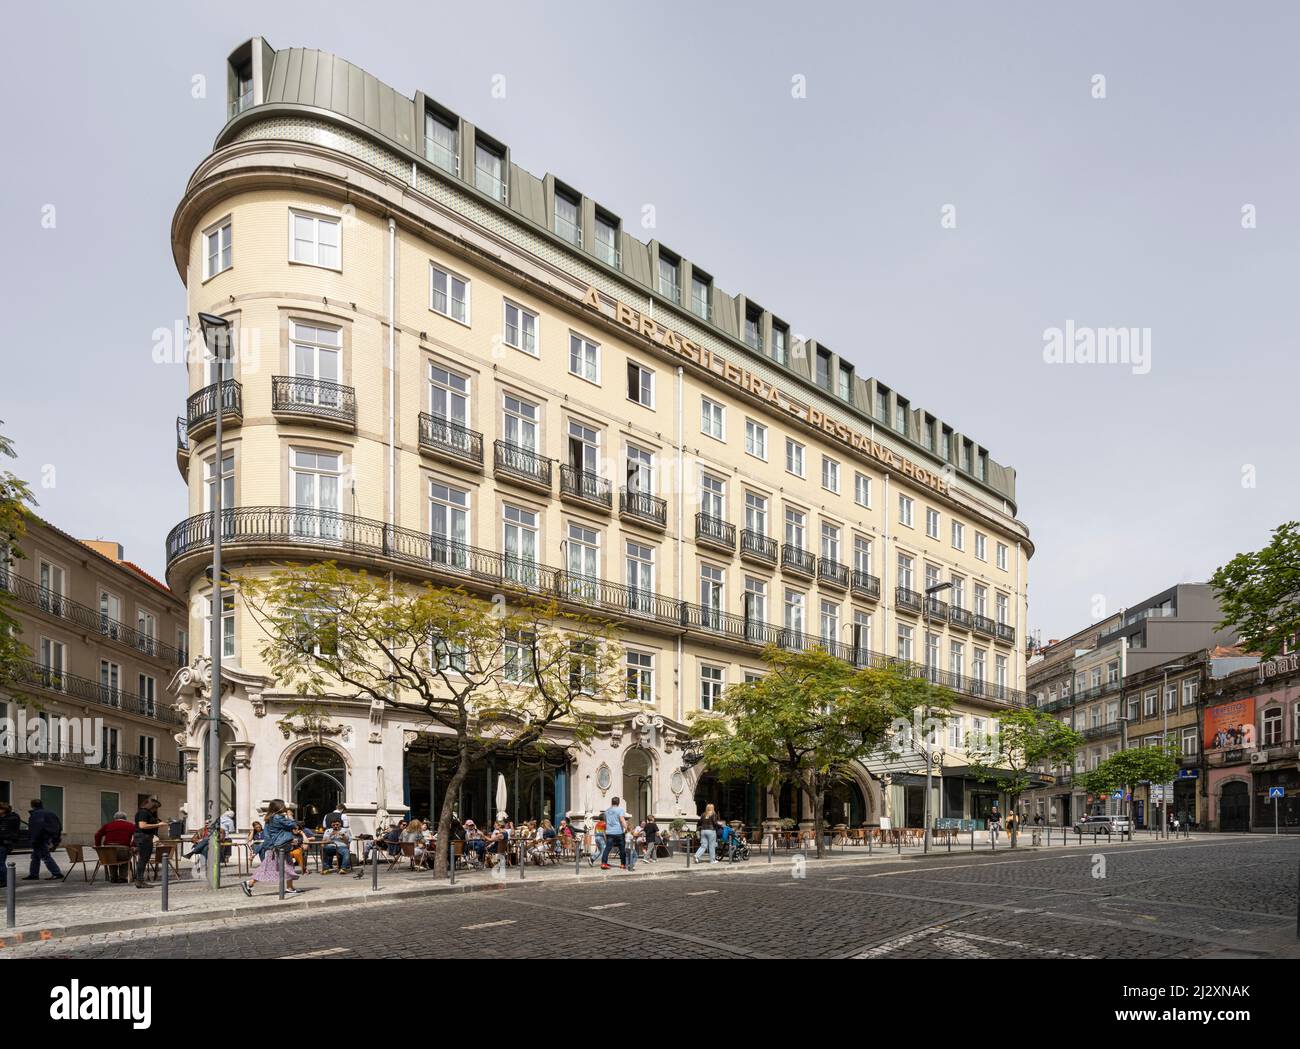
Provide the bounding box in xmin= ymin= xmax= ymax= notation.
xmin=231 ymin=63 xmax=253 ymax=118
xmin=474 ymin=140 xmax=507 ymax=202
xmin=594 ymin=211 xmax=620 ymax=267
xmin=894 ymin=396 xmax=908 ymax=434
xmin=838 ymin=361 xmax=853 ymax=401
xmin=554 ymin=188 xmax=581 ymax=246
xmin=816 ymin=349 xmax=832 ymax=390
xmin=657 ymin=252 xmax=680 ymax=303
xmin=772 ymin=323 xmax=788 ymax=365
xmin=744 ymin=307 xmax=763 ymax=351
xmin=691 ymin=271 xmax=711 ymax=320
xmin=425 ymin=110 xmax=459 ymax=175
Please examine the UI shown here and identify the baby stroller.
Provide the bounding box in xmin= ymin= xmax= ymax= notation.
xmin=718 ymin=828 xmax=750 ymax=863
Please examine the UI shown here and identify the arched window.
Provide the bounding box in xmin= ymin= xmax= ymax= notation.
xmin=292 ymin=746 xmax=346 ymax=831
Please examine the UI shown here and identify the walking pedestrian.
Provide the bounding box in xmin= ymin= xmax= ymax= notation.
xmin=599 ymin=796 xmax=628 ymax=870
xmin=643 ymin=816 xmax=660 ymax=862
xmin=694 ymin=803 xmax=720 ymax=864
xmin=23 ymin=799 xmax=63 ymax=880
xmin=0 ymin=801 xmax=20 ymax=887
xmin=131 ymin=797 xmax=166 ymax=888
xmin=241 ymin=799 xmax=302 ymax=896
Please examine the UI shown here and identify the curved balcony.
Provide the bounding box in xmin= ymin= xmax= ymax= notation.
xmin=419 ymin=413 xmax=484 ymax=469
xmin=175 ymin=417 xmax=190 ymax=478
xmin=619 ymin=489 xmax=667 ymax=531
xmin=186 ymin=379 xmax=242 ymax=441
xmin=560 ymin=465 xmax=612 ymax=511
xmin=694 ymin=513 xmax=735 ymax=554
xmin=272 ymin=376 xmax=357 ymax=431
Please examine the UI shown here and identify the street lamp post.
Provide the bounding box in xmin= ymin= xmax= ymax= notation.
xmin=921 ymin=581 xmax=953 ymax=854
xmin=198 ymin=312 xmax=230 ymax=891
xmin=1160 ymin=663 xmax=1186 ymax=840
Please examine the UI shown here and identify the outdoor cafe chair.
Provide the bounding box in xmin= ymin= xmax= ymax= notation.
xmin=60 ymin=843 xmax=92 ymax=882
xmin=88 ymin=845 xmax=131 ymax=883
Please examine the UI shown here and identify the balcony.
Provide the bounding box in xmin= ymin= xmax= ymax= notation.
xmin=619 ymin=489 xmax=668 ymax=530
xmin=924 ymin=596 xmax=949 ymax=621
xmin=680 ymin=601 xmax=780 ymax=646
xmin=740 ymin=530 xmax=777 ymax=566
xmin=272 ymin=376 xmax=357 ymax=431
xmin=817 ymin=558 xmax=849 ymax=590
xmin=560 ymin=466 xmax=612 ymax=511
xmin=851 ymin=571 xmax=881 ymax=602
xmin=973 ymin=614 xmax=997 ymax=638
xmin=555 ymin=571 xmax=679 ymax=626
xmin=175 ymin=417 xmax=190 ymax=477
xmin=493 ymin=440 xmax=553 ymax=493
xmin=896 ymin=587 xmax=922 ymax=614
xmin=948 ymin=606 xmax=973 ymax=631
xmin=694 ymin=513 xmax=735 ymax=553
xmin=13 ymin=659 xmax=183 ymax=725
xmin=996 ymin=622 xmax=1016 ymax=646
xmin=782 ymin=545 xmax=815 ymax=579
xmin=1081 ymin=723 xmax=1122 ymax=741
xmin=186 ymin=379 xmax=242 ymax=441
xmin=419 ymin=413 xmax=484 ymax=469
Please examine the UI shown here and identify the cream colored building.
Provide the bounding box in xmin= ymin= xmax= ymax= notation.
xmin=165 ymin=38 xmax=1034 ymax=836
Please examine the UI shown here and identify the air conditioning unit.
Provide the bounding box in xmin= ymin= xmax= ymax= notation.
xmin=1249 ymin=750 xmax=1269 ymax=765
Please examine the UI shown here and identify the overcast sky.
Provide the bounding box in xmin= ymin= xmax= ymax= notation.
xmin=3 ymin=1 xmax=1296 ymax=640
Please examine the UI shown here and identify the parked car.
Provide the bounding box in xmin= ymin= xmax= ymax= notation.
xmin=1073 ymin=814 xmax=1132 ymax=836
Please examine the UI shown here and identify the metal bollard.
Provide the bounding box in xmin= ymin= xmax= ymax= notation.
xmin=278 ymin=848 xmax=287 ymax=900
xmin=896 ymin=832 xmax=901 ymax=855
xmin=768 ymin=834 xmax=773 ymax=864
xmin=161 ymin=849 xmax=170 ymax=912
xmin=686 ymin=845 xmax=692 ymax=869
xmin=518 ymin=841 xmax=525 ymax=880
xmin=576 ymin=842 xmax=582 ymax=875
xmin=991 ymin=828 xmax=996 ymax=852
xmin=970 ymin=830 xmax=974 ymax=852
xmin=5 ymin=862 xmax=15 ymax=928
xmin=449 ymin=848 xmax=456 ymax=885
xmin=372 ymin=842 xmax=379 ymax=891
xmin=947 ymin=829 xmax=952 ymax=853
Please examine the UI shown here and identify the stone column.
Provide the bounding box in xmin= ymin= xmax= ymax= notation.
xmin=180 ymin=746 xmax=202 ymax=831
xmin=232 ymin=745 xmax=253 ymax=830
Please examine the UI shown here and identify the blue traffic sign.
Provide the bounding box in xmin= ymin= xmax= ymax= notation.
xmin=1268 ymin=786 xmax=1285 ymax=799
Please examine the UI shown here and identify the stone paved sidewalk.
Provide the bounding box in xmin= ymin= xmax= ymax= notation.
xmin=0 ymin=833 xmax=1197 ymax=949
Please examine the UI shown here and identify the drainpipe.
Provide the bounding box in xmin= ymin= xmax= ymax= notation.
xmin=387 ymin=217 xmax=396 ymax=535
xmin=675 ymin=365 xmax=684 ymax=725
xmin=881 ymin=475 xmax=890 ymax=654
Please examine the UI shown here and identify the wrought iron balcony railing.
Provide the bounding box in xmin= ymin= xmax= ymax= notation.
xmin=419 ymin=413 xmax=484 ymax=466
xmin=973 ymin=614 xmax=997 ymax=637
xmin=949 ymin=606 xmax=973 ymax=630
xmin=896 ymin=587 xmax=922 ymax=613
xmin=817 ymin=558 xmax=849 ymax=589
xmin=13 ymin=659 xmax=183 ymax=724
xmin=740 ymin=530 xmax=777 ymax=563
xmin=996 ymin=622 xmax=1017 ymax=645
xmin=924 ymin=597 xmax=949 ymax=619
xmin=186 ymin=380 xmax=242 ymax=434
xmin=493 ymin=440 xmax=553 ymax=490
xmin=782 ymin=545 xmax=815 ymax=577
xmin=560 ymin=466 xmax=612 ymax=509
xmin=619 ymin=489 xmax=668 ymax=529
xmin=695 ymin=513 xmax=736 ymax=551
xmin=176 ymin=418 xmax=189 ymax=454
xmin=272 ymin=376 xmax=357 ymax=427
xmin=851 ymin=571 xmax=881 ymax=601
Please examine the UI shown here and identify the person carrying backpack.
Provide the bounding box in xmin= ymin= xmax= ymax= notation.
xmin=23 ymin=800 xmax=63 ymax=880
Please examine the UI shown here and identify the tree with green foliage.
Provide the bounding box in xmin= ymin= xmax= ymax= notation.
xmin=1078 ymin=745 xmax=1181 ymax=829
xmin=964 ymin=706 xmax=1084 ymax=844
xmin=242 ymin=562 xmax=626 ymax=875
xmin=1210 ymin=520 xmax=1300 ymax=658
xmin=0 ymin=421 xmax=35 ymax=688
xmin=688 ymin=646 xmax=949 ymax=858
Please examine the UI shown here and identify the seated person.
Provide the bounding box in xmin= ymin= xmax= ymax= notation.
xmin=321 ymin=819 xmax=352 ymax=873
xmin=365 ymin=820 xmax=406 ymax=860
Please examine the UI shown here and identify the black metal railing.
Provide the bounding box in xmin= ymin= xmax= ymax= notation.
xmin=560 ymin=466 xmax=612 ymax=508
xmin=3 ymin=574 xmax=183 ymax=665
xmin=949 ymin=606 xmax=973 ymax=629
xmin=272 ymin=376 xmax=357 ymax=426
xmin=186 ymin=379 xmax=242 ymax=432
xmin=851 ymin=571 xmax=881 ymax=601
xmin=782 ymin=545 xmax=815 ymax=576
xmin=494 ymin=440 xmax=553 ymax=488
xmin=163 ymin=506 xmax=1036 ymax=709
xmin=996 ymin=622 xmax=1016 ymax=645
xmin=924 ymin=597 xmax=949 ymax=619
xmin=896 ymin=587 xmax=922 ymax=613
xmin=419 ymin=413 xmax=484 ymax=466
xmin=0 ymin=744 xmax=185 ymax=783
xmin=973 ymin=614 xmax=997 ymax=637
xmin=695 ymin=514 xmax=735 ymax=550
xmin=817 ymin=558 xmax=849 ymax=588
xmin=13 ymin=659 xmax=183 ymax=724
xmin=740 ymin=530 xmax=777 ymax=563
xmin=619 ymin=489 xmax=668 ymax=528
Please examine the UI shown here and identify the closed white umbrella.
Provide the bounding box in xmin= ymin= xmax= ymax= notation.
xmin=375 ymin=765 xmax=389 ymax=824
xmin=496 ymin=773 xmax=508 ymax=821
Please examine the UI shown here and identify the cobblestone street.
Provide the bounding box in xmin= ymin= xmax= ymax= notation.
xmin=5 ymin=836 xmax=1296 ymax=960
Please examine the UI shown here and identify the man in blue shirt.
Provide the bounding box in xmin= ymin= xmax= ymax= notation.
xmin=600 ymin=796 xmax=628 ymax=870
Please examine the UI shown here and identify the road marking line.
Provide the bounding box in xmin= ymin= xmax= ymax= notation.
xmin=279 ymin=946 xmax=349 ymax=959
xmin=589 ymin=902 xmax=629 ymax=911
xmin=461 ymin=919 xmax=517 ymax=930
xmin=686 ymin=890 xmax=719 ymax=896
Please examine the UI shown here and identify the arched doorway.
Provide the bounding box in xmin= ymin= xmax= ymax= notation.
xmin=823 ymin=775 xmax=868 ymax=827
xmin=292 ymin=746 xmax=346 ymax=830
xmin=622 ymin=748 xmax=654 ymax=823
xmin=1220 ymin=781 xmax=1250 ymax=832
xmin=694 ymin=771 xmax=757 ymax=828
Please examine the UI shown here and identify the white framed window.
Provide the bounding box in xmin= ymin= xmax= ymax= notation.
xmin=852 ymin=610 xmax=871 ymax=661
xmin=429 ymin=362 xmax=470 ymax=426
xmin=700 ymin=473 xmax=725 ymax=521
xmin=820 ymin=522 xmax=841 ymax=563
xmin=1181 ymin=678 xmax=1199 ymax=706
xmin=701 ymin=397 xmax=725 ymax=440
xmin=1181 ymin=726 xmax=1198 ymax=756
xmin=997 ymin=542 xmax=1009 ymax=571
xmin=177 ymin=629 xmax=189 ymax=667
xmin=204 ymin=593 xmax=235 ymax=659
xmin=821 ymin=456 xmax=840 ymax=493
xmin=503 ymin=628 xmax=536 ymax=684
xmin=625 ymin=445 xmax=655 ymax=496
xmin=784 ymin=589 xmax=805 ymax=639
xmin=474 ymin=140 xmax=507 ymax=201
xmin=137 ymin=674 xmax=157 ymax=717
xmin=627 ymin=361 xmax=655 ymax=407
xmin=289 ymin=209 xmax=341 ymax=269
xmin=627 ymin=650 xmax=655 ymax=704
xmin=566 ymin=522 xmax=600 ymax=582
xmin=290 ymin=449 xmax=342 ymax=538
xmin=429 ymin=480 xmax=470 ymax=566
xmin=699 ymin=663 xmax=724 ymax=711
xmin=568 ymin=332 xmax=600 ymax=383
xmin=567 ymin=419 xmax=600 ymax=475
xmin=1143 ymin=689 xmax=1157 ymax=717
xmin=289 ymin=321 xmax=343 ymax=407
xmin=896 ymin=623 xmax=914 ymax=663
xmin=700 ymin=563 xmax=724 ymax=624
xmin=744 ymin=577 xmax=767 ymax=631
xmin=503 ymin=505 xmax=539 ymax=585
xmin=785 ymin=438 xmax=805 ymax=477
xmin=745 ymin=419 xmax=767 ymax=460
xmin=784 ymin=507 xmax=807 ymax=551
xmin=819 ymin=599 xmax=840 ymax=645
xmin=503 ymin=300 xmax=539 ymax=355
xmin=995 ymin=654 xmax=1008 ymax=693
xmin=1263 ymin=706 xmax=1283 ymax=746
xmin=38 ymin=558 xmax=66 ymax=616
xmin=951 ymin=520 xmax=965 ymax=551
xmin=625 ymin=540 xmax=656 ymax=611
xmin=853 ymin=535 xmax=872 ymax=574
xmin=896 ymin=552 xmax=914 ymax=591
xmin=898 ymin=494 xmax=914 ymax=528
xmin=99 ymin=591 xmax=121 ymax=639
xmin=136 ymin=609 xmax=157 ymax=656
xmin=854 ymin=472 xmax=872 ymax=508
xmin=503 ymin=394 xmax=540 ymax=450
xmin=138 ymin=735 xmax=157 ymax=777
xmin=203 ymin=217 xmax=232 ymax=279
xmin=429 ymin=263 xmax=470 ymax=324
xmin=950 ymin=575 xmax=965 ymax=609
xmin=950 ymin=640 xmax=965 ymax=687
xmin=744 ymin=491 xmax=768 ymax=535
xmin=424 ymin=110 xmax=459 ymax=174
xmin=925 ymin=508 xmax=940 ymax=540
xmin=996 ymin=591 xmax=1009 ymax=625
xmin=99 ymin=660 xmax=121 ymax=706
xmin=974 ymin=584 xmax=988 ymax=618
xmin=975 ymin=532 xmax=988 ymax=561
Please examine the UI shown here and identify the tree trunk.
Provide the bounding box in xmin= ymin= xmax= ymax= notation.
xmin=810 ymin=781 xmax=826 ymax=859
xmin=432 ymin=748 xmax=471 ymax=878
